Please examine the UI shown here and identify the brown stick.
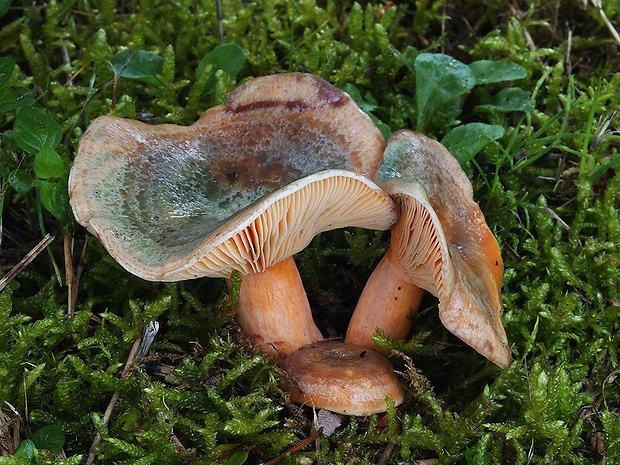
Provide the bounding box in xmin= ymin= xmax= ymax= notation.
xmin=263 ymin=428 xmax=323 ymax=465
xmin=64 ymin=236 xmax=87 ymax=318
xmin=0 ymin=234 xmax=54 ymax=292
xmin=63 ymin=234 xmax=74 ymax=316
xmin=85 ymin=330 xmax=144 ymax=465
xmin=590 ymin=0 xmax=620 ymax=46
xmin=215 ymin=0 xmax=225 ymax=44
xmin=72 ymin=240 xmax=87 ymax=314
xmin=377 ymin=443 xmax=395 ymax=465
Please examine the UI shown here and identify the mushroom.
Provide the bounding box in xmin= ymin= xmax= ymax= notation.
xmin=280 ymin=341 xmax=404 ymax=416
xmin=346 ymin=130 xmax=511 ymax=368
xmin=69 ymin=73 xmax=396 ymax=359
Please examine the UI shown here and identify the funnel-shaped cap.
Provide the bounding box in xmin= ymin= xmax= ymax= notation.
xmin=69 ymin=73 xmax=392 ymax=281
xmin=377 ymin=130 xmax=511 ymax=368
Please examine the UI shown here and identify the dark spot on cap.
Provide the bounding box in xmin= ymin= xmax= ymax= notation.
xmin=483 ymin=340 xmax=494 ymax=354
xmin=229 ymin=100 xmax=281 ymax=113
xmin=315 ymin=78 xmax=347 ymax=107
xmin=285 ymin=100 xmax=309 ymax=111
xmin=229 ymin=99 xmax=309 ymax=114
xmin=209 ymin=152 xmax=299 ymax=192
xmin=359 ymin=350 xmax=367 ymax=358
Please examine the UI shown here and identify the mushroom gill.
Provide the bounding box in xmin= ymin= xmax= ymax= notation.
xmin=347 ymin=130 xmax=511 ymax=368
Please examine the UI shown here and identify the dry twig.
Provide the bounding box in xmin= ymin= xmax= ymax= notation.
xmin=64 ymin=235 xmax=87 ymax=317
xmin=377 ymin=443 xmax=395 ymax=465
xmin=590 ymin=0 xmax=620 ymax=46
xmin=263 ymin=427 xmax=323 ymax=465
xmin=0 ymin=402 xmax=21 ymax=456
xmin=0 ymin=234 xmax=54 ymax=292
xmin=85 ymin=330 xmax=144 ymax=465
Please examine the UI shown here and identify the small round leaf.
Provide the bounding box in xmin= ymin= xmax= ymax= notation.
xmin=14 ymin=107 xmax=62 ymax=155
xmin=32 ymin=424 xmax=65 ymax=454
xmin=0 ymin=56 xmax=15 ymax=88
xmin=414 ymin=53 xmax=476 ymax=131
xmin=442 ymin=123 xmax=505 ymax=165
xmin=8 ymin=170 xmax=31 ymax=193
xmin=111 ymin=49 xmax=164 ymax=86
xmin=0 ymin=85 xmax=36 ymax=113
xmin=469 ymin=60 xmax=527 ymax=84
xmin=197 ymin=43 xmax=245 ymax=78
xmin=490 ymin=88 xmax=535 ymax=113
xmin=34 ymin=147 xmax=65 ymax=179
xmin=197 ymin=43 xmax=245 ymax=95
xmin=40 ymin=179 xmax=70 ymax=220
xmin=14 ymin=439 xmax=36 ymax=460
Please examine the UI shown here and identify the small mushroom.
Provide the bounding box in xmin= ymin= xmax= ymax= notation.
xmin=346 ymin=130 xmax=511 ymax=368
xmin=69 ymin=73 xmax=396 ymax=359
xmin=280 ymin=341 xmax=404 ymax=416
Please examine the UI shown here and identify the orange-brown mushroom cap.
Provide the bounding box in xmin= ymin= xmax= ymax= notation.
xmin=375 ymin=130 xmax=511 ymax=368
xmin=69 ymin=73 xmax=395 ymax=360
xmin=69 ymin=73 xmax=391 ymax=282
xmin=281 ymin=341 xmax=404 ymax=416
xmin=70 ymin=167 xmax=396 ymax=281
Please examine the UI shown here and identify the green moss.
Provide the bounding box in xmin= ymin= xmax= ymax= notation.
xmin=0 ymin=0 xmax=619 ymax=463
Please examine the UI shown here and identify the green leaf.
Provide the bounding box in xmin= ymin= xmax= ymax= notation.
xmin=104 ymin=437 xmax=147 ymax=457
xmin=110 ymin=49 xmax=164 ymax=86
xmin=8 ymin=170 xmax=31 ymax=193
xmin=0 ymin=86 xmax=36 ymax=113
xmin=5 ymin=279 xmax=20 ymax=291
xmin=465 ymin=445 xmax=493 ymax=465
xmin=469 ymin=60 xmax=527 ymax=84
xmin=197 ymin=43 xmax=245 ymax=78
xmin=216 ymin=444 xmax=249 ymax=465
xmin=368 ymin=114 xmax=392 ymax=141
xmin=414 ymin=53 xmax=475 ymax=131
xmin=343 ymin=83 xmax=378 ymax=113
xmin=197 ymin=43 xmax=245 ymax=94
xmin=13 ymin=439 xmax=35 ymax=461
xmin=591 ymin=154 xmax=620 ymax=182
xmin=34 ymin=147 xmax=65 ymax=179
xmin=0 ymin=57 xmax=15 ymax=87
xmin=14 ymin=107 xmax=62 ymax=154
xmin=602 ymin=410 xmax=620 ymax=458
xmin=24 ymin=362 xmax=46 ymax=389
xmin=40 ymin=179 xmax=70 ymax=220
xmin=479 ymin=87 xmax=535 ymax=113
xmin=442 ymin=123 xmax=505 ymax=165
xmin=343 ymin=83 xmax=391 ymax=139
xmin=32 ymin=425 xmax=65 ymax=454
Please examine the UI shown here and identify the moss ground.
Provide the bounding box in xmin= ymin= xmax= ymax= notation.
xmin=0 ymin=1 xmax=619 ymax=463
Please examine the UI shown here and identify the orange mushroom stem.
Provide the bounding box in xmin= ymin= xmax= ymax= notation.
xmin=345 ymin=247 xmax=425 ymax=353
xmin=235 ymin=257 xmax=324 ymax=360
xmin=347 ymin=130 xmax=511 ymax=369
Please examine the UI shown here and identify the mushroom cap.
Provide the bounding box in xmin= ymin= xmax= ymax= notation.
xmin=281 ymin=341 xmax=405 ymax=416
xmin=69 ymin=73 xmax=392 ymax=281
xmin=71 ymin=167 xmax=396 ymax=281
xmin=377 ymin=130 xmax=511 ymax=368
